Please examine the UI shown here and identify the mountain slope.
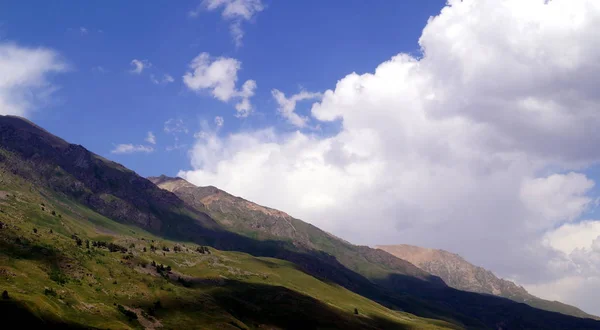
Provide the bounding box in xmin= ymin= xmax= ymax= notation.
xmin=2 ymin=115 xmax=600 ymax=329
xmin=148 ymin=175 xmax=439 ymax=286
xmin=0 ymin=164 xmax=449 ymax=329
xmin=150 ymin=174 xmax=600 ymax=328
xmin=377 ymin=244 xmax=598 ymax=319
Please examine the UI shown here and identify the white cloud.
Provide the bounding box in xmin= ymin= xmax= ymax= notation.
xmin=191 ymin=0 xmax=264 ymax=47
xmin=79 ymin=27 xmax=88 ymax=35
xmin=183 ymin=52 xmax=257 ymax=117
xmin=0 ymin=42 xmax=67 ymax=117
xmin=272 ymin=89 xmax=321 ymax=128
xmin=179 ymin=0 xmax=600 ymax=315
xmin=151 ymin=73 xmax=175 ymax=85
xmin=163 ymin=74 xmax=174 ymax=83
xmin=111 ymin=144 xmax=154 ymax=154
xmin=525 ymin=220 xmax=600 ymax=311
xmin=544 ymin=221 xmax=600 ymax=256
xmin=130 ymin=59 xmax=151 ymax=74
xmin=215 ymin=116 xmax=224 ymax=127
xmin=164 ymin=118 xmax=189 ymax=135
xmin=520 ymin=173 xmax=595 ymax=229
xmin=145 ymin=131 xmax=156 ymax=145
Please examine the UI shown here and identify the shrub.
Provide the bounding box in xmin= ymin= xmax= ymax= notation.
xmin=117 ymin=304 xmax=138 ymax=320
xmin=49 ymin=269 xmax=69 ymax=285
xmin=33 ymin=228 xmax=37 ymax=234
xmin=44 ymin=288 xmax=57 ymax=297
xmin=2 ymin=290 xmax=8 ymax=299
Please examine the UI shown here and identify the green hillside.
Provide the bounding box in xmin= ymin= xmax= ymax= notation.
xmin=0 ymin=168 xmax=453 ymax=329
xmin=1 ymin=115 xmax=600 ymax=330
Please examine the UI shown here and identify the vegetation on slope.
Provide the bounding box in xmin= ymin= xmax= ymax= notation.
xmin=0 ymin=171 xmax=452 ymax=329
xmin=2 ymin=115 xmax=600 ymax=329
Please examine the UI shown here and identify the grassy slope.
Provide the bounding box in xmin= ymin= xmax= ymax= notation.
xmin=154 ymin=178 xmax=600 ymax=329
xmin=0 ymin=172 xmax=454 ymax=330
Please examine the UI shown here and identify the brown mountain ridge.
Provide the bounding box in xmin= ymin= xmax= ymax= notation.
xmin=377 ymin=244 xmax=598 ymax=320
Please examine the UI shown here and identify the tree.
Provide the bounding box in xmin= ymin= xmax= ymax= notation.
xmin=2 ymin=290 xmax=9 ymax=299
xmin=143 ymin=247 xmax=147 ymax=252
xmin=354 ymin=308 xmax=359 ymax=315
xmin=33 ymin=228 xmax=37 ymax=234
xmin=51 ymin=211 xmax=56 ymax=216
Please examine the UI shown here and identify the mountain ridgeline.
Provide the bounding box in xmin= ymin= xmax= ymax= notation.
xmin=1 ymin=115 xmax=599 ymax=329
xmin=376 ymin=245 xmax=598 ymax=320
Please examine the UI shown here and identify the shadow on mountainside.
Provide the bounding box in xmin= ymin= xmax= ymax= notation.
xmin=2 ymin=115 xmax=600 ymax=330
xmin=131 ymin=279 xmax=417 ymax=330
xmin=0 ymin=300 xmax=91 ymax=329
xmin=376 ymin=273 xmax=600 ymax=330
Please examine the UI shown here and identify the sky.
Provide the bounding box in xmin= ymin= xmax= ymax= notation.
xmin=1 ymin=0 xmax=600 ymax=316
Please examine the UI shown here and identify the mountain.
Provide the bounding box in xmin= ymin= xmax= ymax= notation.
xmin=150 ymin=174 xmax=600 ymax=328
xmin=1 ymin=114 xmax=600 ymax=329
xmin=0 ymin=115 xmax=453 ymax=329
xmin=377 ymin=244 xmax=598 ymax=320
xmin=148 ymin=176 xmax=439 ymax=287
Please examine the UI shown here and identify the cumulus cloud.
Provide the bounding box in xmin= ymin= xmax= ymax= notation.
xmin=130 ymin=59 xmax=151 ymax=74
xmin=183 ymin=52 xmax=256 ymax=117
xmin=272 ymin=89 xmax=322 ymax=128
xmin=145 ymin=131 xmax=156 ymax=145
xmin=520 ymin=173 xmax=595 ymax=229
xmin=191 ymin=0 xmax=264 ymax=47
xmin=0 ymin=42 xmax=67 ymax=117
xmin=179 ymin=0 xmax=600 ymax=315
xmin=111 ymin=144 xmax=154 ymax=154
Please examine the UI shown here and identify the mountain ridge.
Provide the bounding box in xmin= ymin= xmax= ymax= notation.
xmin=2 ymin=115 xmax=600 ymax=329
xmin=377 ymin=244 xmax=598 ymax=319
xmin=149 ymin=173 xmax=600 ymax=323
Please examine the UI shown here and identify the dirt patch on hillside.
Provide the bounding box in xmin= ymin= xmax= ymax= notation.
xmin=0 ymin=191 xmax=10 ymax=200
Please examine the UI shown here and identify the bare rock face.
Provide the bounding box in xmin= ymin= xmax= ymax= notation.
xmin=377 ymin=244 xmax=598 ymax=319
xmin=149 ymin=175 xmax=312 ymax=247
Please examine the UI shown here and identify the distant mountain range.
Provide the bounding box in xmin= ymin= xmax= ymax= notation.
xmin=1 ymin=114 xmax=599 ymax=329
xmin=377 ymin=244 xmax=598 ymax=320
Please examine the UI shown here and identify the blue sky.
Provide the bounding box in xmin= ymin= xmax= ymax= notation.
xmin=0 ymin=0 xmax=445 ymax=177
xmin=3 ymin=0 xmax=600 ymax=315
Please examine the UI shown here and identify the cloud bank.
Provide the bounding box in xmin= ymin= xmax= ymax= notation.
xmin=180 ymin=0 xmax=600 ymax=315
